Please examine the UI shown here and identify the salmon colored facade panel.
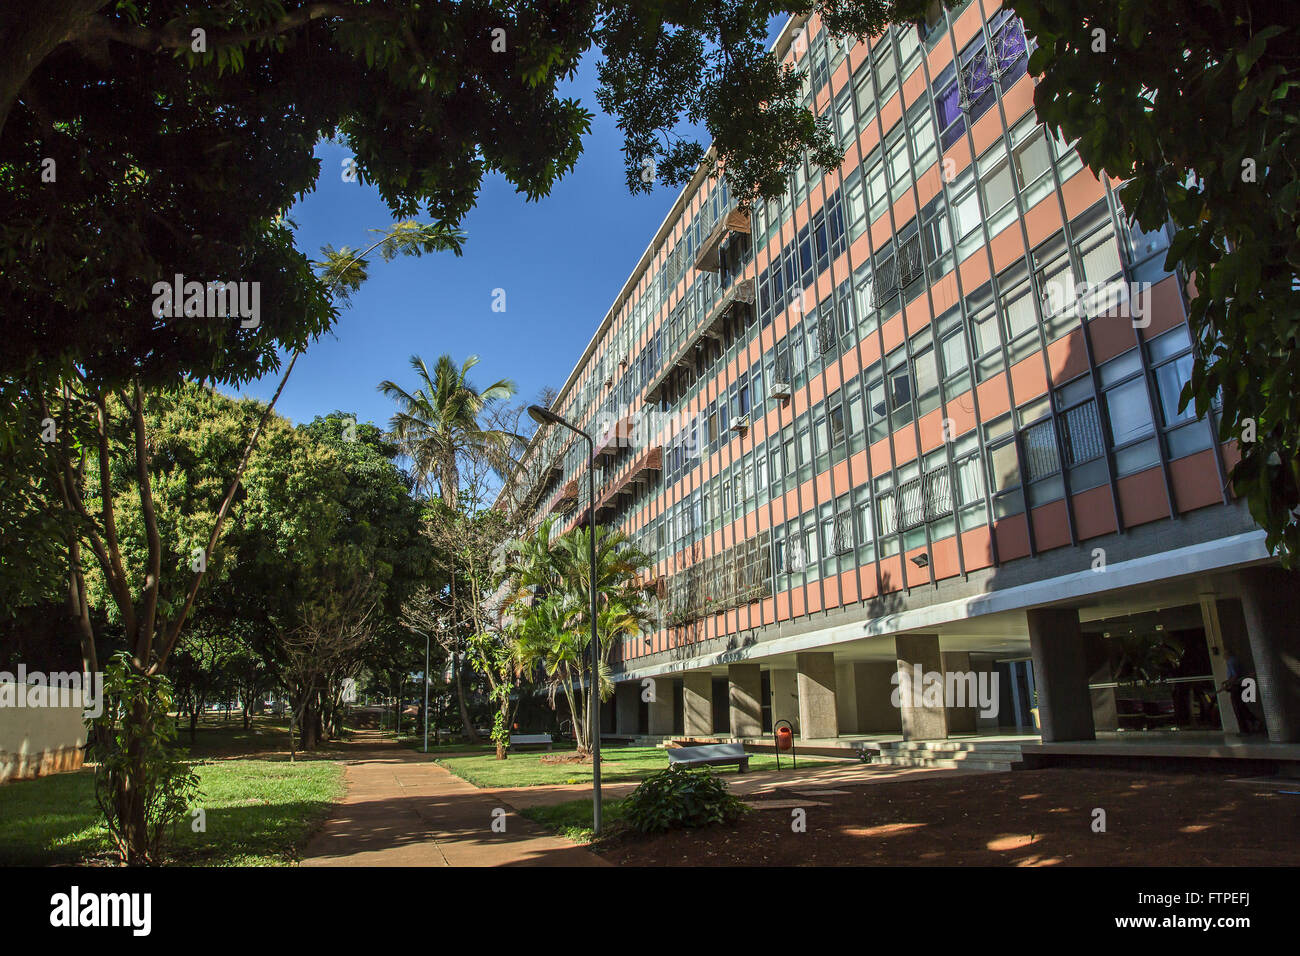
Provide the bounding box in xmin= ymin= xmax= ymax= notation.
xmin=931 ymin=535 xmax=961 ymax=581
xmin=1046 ymin=329 xmax=1090 ymax=384
xmin=1118 ymin=467 xmax=1170 ymax=529
xmin=1170 ymin=449 xmax=1224 ymax=514
xmin=1031 ymin=499 xmax=1072 ymax=553
xmin=977 ymin=374 xmax=1012 ymax=421
xmin=961 ymin=526 xmax=994 ymax=571
xmin=1060 ymin=167 xmax=1107 ymax=222
xmin=994 ymin=515 xmax=1031 ymax=563
xmin=1009 ymin=352 xmax=1050 ymax=406
xmin=1087 ymin=315 xmax=1137 ymax=366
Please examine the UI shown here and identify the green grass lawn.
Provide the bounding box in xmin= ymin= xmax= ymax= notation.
xmin=0 ymin=717 xmax=347 ymax=867
xmin=0 ymin=758 xmax=344 ymax=866
xmin=519 ymin=797 xmax=629 ymax=844
xmin=434 ymin=745 xmax=825 ymax=788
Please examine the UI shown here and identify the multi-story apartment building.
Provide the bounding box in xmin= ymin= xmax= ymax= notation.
xmin=502 ymin=1 xmax=1300 ymax=753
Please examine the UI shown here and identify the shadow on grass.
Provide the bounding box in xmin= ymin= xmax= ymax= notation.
xmin=0 ymin=756 xmax=345 ymax=867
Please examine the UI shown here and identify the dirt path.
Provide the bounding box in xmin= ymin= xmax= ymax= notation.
xmin=594 ymin=767 xmax=1300 ymax=866
xmin=300 ymin=736 xmax=606 ymax=867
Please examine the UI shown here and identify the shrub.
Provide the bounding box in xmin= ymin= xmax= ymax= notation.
xmin=91 ymin=653 xmax=201 ymax=864
xmin=623 ymin=765 xmax=749 ymax=833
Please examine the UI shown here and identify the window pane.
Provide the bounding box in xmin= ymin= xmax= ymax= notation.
xmin=1013 ymin=129 xmax=1052 ymax=189
xmin=953 ymin=186 xmax=981 ymax=238
xmin=1021 ymin=420 xmax=1060 ymax=481
xmin=941 ymin=328 xmax=969 ymax=377
xmin=1080 ymin=234 xmax=1123 ymax=286
xmin=1062 ymin=399 xmax=1105 ymax=465
xmin=1155 ymin=355 xmax=1195 ymax=426
xmin=1003 ymin=286 xmax=1037 ymax=339
xmin=988 ymin=440 xmax=1021 ymax=493
xmin=1105 ymin=378 xmax=1155 ymax=446
xmin=981 ymin=161 xmax=1015 ymax=214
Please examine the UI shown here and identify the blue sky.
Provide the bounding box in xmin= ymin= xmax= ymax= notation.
xmin=237 ymin=53 xmax=688 ymax=430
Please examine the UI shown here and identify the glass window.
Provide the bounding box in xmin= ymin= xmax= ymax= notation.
xmin=908 ymin=102 xmax=936 ymax=173
xmin=970 ymin=299 xmax=1000 ymax=357
xmin=951 ymin=175 xmax=982 ymax=240
xmin=874 ymin=37 xmax=898 ymax=97
xmin=988 ymin=438 xmax=1021 ymax=494
xmin=933 ymin=65 xmax=964 ymax=149
xmin=1104 ymin=378 xmax=1155 ymax=446
xmin=914 ymin=345 xmax=940 ymax=414
xmin=940 ymin=325 xmax=969 ymax=379
xmin=1013 ymin=126 xmax=1052 ymax=192
xmin=1002 ymin=283 xmax=1038 ymax=341
xmin=1021 ymin=419 xmax=1060 ymax=481
xmin=1153 ymin=355 xmax=1194 ymax=427
xmin=980 ymin=156 xmax=1015 ymax=217
xmin=866 ymin=155 xmax=889 ymax=214
xmin=886 ymin=124 xmax=910 ymax=190
xmin=1061 ymin=400 xmax=1105 ymax=465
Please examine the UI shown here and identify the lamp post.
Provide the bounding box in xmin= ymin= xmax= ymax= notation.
xmin=411 ymin=628 xmax=431 ymax=754
xmin=527 ymin=404 xmax=602 ymax=836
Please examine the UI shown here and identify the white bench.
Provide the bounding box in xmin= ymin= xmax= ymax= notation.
xmin=509 ymin=733 xmax=552 ymax=751
xmin=666 ymin=742 xmax=750 ymax=772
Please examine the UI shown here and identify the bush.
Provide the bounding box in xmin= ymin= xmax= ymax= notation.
xmin=623 ymin=765 xmax=749 ymax=833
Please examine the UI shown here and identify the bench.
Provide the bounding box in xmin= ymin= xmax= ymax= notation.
xmin=666 ymin=742 xmax=750 ymax=773
xmin=509 ymin=734 xmax=552 ymax=751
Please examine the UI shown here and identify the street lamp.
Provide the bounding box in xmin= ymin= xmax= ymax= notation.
xmin=411 ymin=627 xmax=431 ymax=754
xmin=527 ymin=404 xmax=603 ymax=836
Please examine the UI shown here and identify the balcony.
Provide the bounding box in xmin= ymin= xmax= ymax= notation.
xmin=549 ymin=478 xmax=578 ymax=514
xmin=694 ymin=206 xmax=752 ymax=272
xmin=643 ymin=277 xmax=755 ymax=403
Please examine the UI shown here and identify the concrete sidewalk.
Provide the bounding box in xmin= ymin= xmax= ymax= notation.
xmin=301 ymin=738 xmax=607 ymax=867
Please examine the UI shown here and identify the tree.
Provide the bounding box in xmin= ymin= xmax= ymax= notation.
xmin=506 ymin=520 xmax=654 ymax=755
xmin=1017 ymin=1 xmax=1300 ymax=562
xmin=378 ymin=355 xmax=518 ymax=508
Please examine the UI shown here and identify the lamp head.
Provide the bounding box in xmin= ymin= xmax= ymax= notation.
xmin=527 ymin=404 xmax=565 ymax=428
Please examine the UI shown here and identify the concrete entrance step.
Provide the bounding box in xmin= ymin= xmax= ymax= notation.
xmin=868 ymin=739 xmax=1026 ymax=772
xmin=872 ymin=754 xmax=1018 ymax=772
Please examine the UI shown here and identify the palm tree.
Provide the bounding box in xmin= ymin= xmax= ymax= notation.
xmin=379 ymin=354 xmax=517 ymax=743
xmin=507 ymin=521 xmax=654 ymax=754
xmin=377 ymin=354 xmax=517 ymax=509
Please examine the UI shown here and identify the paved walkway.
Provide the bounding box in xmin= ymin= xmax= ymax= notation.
xmin=301 ymin=736 xmax=606 ymax=867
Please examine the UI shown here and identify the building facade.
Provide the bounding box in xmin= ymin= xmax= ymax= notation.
xmin=503 ymin=1 xmax=1300 ymax=749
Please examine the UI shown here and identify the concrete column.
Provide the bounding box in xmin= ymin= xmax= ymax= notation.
xmin=1238 ymin=567 xmax=1300 ymax=742
xmin=1085 ymin=629 xmax=1119 ymax=733
xmin=615 ymin=682 xmax=640 ymax=736
xmin=895 ymin=634 xmax=947 ymax=740
xmin=648 ymin=677 xmax=675 ymax=736
xmin=795 ymin=652 xmax=838 ymax=739
xmin=940 ymin=650 xmax=978 ymax=735
xmin=682 ymin=673 xmax=713 ymax=738
xmin=1026 ymin=607 xmax=1095 ymax=742
xmin=855 ymin=662 xmax=902 ymax=732
xmin=1198 ymin=594 xmax=1240 ymax=734
xmin=770 ymin=668 xmax=800 ymax=734
xmin=727 ymin=663 xmax=763 ymax=738
xmin=835 ymin=662 xmax=860 ymax=735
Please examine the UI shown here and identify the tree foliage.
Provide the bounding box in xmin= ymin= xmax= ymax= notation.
xmin=505 ymin=518 xmax=654 ymax=754
xmin=1018 ymin=0 xmax=1300 ymax=560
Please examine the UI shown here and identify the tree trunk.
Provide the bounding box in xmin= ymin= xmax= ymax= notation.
xmin=453 ymin=653 xmax=478 ymax=743
xmin=300 ymin=696 xmax=318 ymax=750
xmin=118 ymin=693 xmax=152 ymax=866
